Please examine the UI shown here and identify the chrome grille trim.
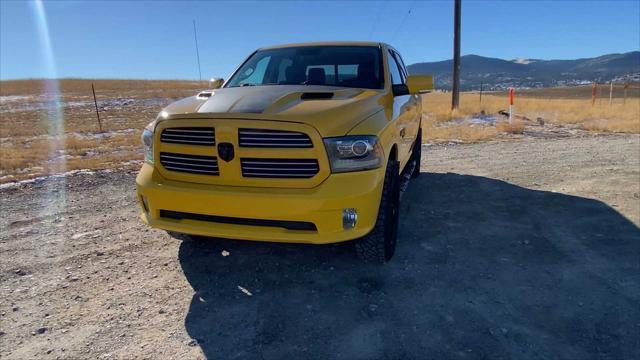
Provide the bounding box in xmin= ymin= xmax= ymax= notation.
xmin=238 ymin=128 xmax=313 ymax=148
xmin=161 ymin=127 xmax=215 ymax=146
xmin=241 ymin=158 xmax=319 ymax=178
xmin=160 ymin=152 xmax=219 ymax=176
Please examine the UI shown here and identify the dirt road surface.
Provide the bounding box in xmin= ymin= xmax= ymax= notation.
xmin=1 ymin=134 xmax=639 ymax=359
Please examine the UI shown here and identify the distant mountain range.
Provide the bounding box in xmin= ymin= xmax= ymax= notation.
xmin=407 ymin=51 xmax=640 ymax=90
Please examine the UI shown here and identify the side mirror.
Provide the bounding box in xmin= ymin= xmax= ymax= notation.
xmin=392 ymin=84 xmax=410 ymax=97
xmin=209 ymin=78 xmax=224 ymax=89
xmin=406 ymin=74 xmax=434 ymax=94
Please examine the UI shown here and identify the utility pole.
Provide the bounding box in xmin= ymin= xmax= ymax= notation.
xmin=451 ymin=0 xmax=461 ymax=110
xmin=193 ymin=20 xmax=202 ymax=82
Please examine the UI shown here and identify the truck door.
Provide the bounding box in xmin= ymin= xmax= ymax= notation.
xmin=393 ymin=50 xmax=420 ymax=153
xmin=387 ymin=49 xmax=419 ymax=170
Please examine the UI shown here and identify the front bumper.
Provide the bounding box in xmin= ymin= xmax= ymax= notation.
xmin=135 ymin=163 xmax=385 ymax=244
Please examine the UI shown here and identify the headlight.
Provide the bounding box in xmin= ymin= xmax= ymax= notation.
xmin=323 ymin=135 xmax=383 ymax=173
xmin=141 ymin=123 xmax=154 ymax=163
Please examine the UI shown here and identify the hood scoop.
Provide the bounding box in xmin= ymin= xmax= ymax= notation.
xmin=196 ymin=90 xmax=215 ymax=99
xmin=300 ymin=92 xmax=334 ymax=100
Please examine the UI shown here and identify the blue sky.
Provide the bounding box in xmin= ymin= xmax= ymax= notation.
xmin=1 ymin=0 xmax=639 ymax=80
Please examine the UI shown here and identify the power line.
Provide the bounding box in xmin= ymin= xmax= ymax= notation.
xmin=192 ymin=19 xmax=202 ymax=82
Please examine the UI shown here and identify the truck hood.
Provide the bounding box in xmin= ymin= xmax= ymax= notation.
xmin=159 ymin=85 xmax=386 ymax=137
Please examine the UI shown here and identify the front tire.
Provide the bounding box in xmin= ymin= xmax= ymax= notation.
xmin=355 ymin=160 xmax=401 ymax=263
xmin=411 ymin=129 xmax=422 ymax=179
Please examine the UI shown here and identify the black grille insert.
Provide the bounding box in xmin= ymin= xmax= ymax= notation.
xmin=160 ymin=210 xmax=317 ymax=231
xmin=160 ymin=152 xmax=219 ymax=175
xmin=238 ymin=128 xmax=313 ymax=148
xmin=241 ymin=158 xmax=319 ymax=178
xmin=161 ymin=127 xmax=215 ymax=146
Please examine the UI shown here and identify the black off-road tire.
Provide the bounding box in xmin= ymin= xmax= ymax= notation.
xmin=411 ymin=129 xmax=422 ymax=179
xmin=355 ymin=160 xmax=401 ymax=263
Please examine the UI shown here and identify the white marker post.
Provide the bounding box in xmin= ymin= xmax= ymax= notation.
xmin=509 ymin=88 xmax=515 ymax=123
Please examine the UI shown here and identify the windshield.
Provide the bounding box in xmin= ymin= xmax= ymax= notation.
xmin=226 ymin=46 xmax=384 ymax=89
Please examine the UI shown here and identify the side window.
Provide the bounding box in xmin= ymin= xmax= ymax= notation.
xmin=387 ymin=50 xmax=404 ymax=85
xmin=393 ymin=51 xmax=409 ymax=81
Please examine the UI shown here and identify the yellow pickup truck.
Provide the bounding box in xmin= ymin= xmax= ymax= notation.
xmin=136 ymin=41 xmax=432 ymax=263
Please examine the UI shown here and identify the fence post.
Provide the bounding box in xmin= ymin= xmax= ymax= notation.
xmin=479 ymin=82 xmax=483 ymax=105
xmin=508 ymin=88 xmax=514 ymax=123
xmin=92 ymin=83 xmax=102 ymax=132
xmin=591 ymin=82 xmax=597 ymax=106
xmin=609 ymin=81 xmax=613 ymax=106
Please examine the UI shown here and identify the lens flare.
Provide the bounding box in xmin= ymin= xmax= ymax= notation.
xmin=32 ymin=0 xmax=66 ymax=216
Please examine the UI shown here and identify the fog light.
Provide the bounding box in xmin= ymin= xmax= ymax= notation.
xmin=342 ymin=208 xmax=357 ymax=229
xmin=140 ymin=195 xmax=149 ymax=213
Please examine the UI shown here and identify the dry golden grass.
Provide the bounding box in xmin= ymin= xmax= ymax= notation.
xmin=0 ymin=78 xmax=207 ymax=97
xmin=1 ymin=145 xmax=45 ymax=173
xmin=421 ymin=89 xmax=640 ymax=143
xmin=1 ymin=79 xmax=204 ymax=183
xmin=0 ymin=131 xmax=141 ymax=176
xmin=496 ymin=120 xmax=526 ymax=134
xmin=509 ymin=84 xmax=640 ymax=99
xmin=423 ymin=121 xmax=498 ymax=143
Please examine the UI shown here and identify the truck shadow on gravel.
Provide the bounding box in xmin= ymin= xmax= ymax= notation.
xmin=178 ymin=173 xmax=640 ymax=360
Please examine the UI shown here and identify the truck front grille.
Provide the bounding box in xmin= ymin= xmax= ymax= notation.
xmin=241 ymin=158 xmax=319 ymax=178
xmin=161 ymin=127 xmax=215 ymax=146
xmin=238 ymin=128 xmax=313 ymax=148
xmin=160 ymin=152 xmax=219 ymax=175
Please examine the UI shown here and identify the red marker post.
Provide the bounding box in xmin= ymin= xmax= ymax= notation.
xmin=508 ymin=88 xmax=515 ymax=122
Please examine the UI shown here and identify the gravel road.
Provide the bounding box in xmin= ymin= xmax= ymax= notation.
xmin=1 ymin=134 xmax=639 ymax=359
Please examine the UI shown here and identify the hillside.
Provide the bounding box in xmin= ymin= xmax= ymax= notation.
xmin=407 ymin=51 xmax=640 ymax=90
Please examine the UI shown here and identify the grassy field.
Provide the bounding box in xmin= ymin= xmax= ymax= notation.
xmin=1 ymin=79 xmax=638 ymax=183
xmin=421 ymin=85 xmax=640 ymax=143
xmin=0 ymin=79 xmax=205 ymax=183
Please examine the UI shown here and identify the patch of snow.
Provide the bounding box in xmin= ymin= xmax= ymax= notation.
xmin=65 ymin=101 xmax=91 ymax=108
xmin=0 ymin=169 xmax=96 ymax=190
xmin=70 ymin=128 xmax=137 ymax=140
xmin=0 ymin=95 xmax=33 ymax=103
xmin=119 ymin=160 xmax=143 ymax=166
xmin=0 ymin=97 xmax=171 ymax=114
xmin=99 ymin=98 xmax=135 ymax=109
xmin=440 ymin=115 xmax=498 ymax=127
xmin=512 ymin=58 xmax=536 ymax=65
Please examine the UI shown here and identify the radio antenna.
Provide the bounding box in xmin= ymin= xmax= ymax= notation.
xmin=192 ymin=19 xmax=202 ymax=82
